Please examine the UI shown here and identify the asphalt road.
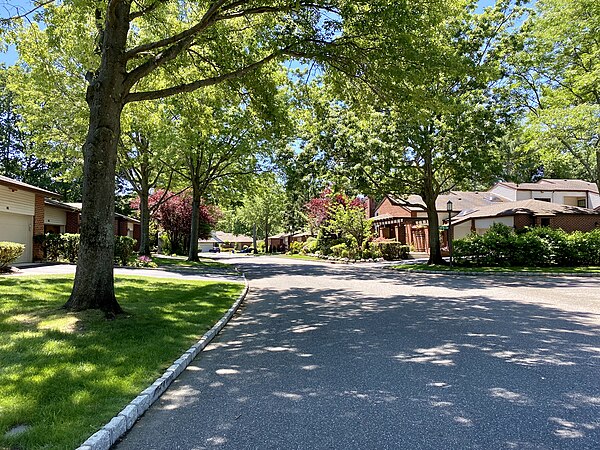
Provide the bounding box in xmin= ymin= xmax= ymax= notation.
xmin=115 ymin=256 xmax=600 ymax=449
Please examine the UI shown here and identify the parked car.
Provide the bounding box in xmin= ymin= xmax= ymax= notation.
xmin=208 ymin=247 xmax=221 ymax=253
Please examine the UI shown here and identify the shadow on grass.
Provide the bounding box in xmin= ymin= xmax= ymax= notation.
xmin=0 ymin=275 xmax=242 ymax=450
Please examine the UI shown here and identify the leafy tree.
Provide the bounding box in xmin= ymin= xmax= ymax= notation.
xmin=138 ymin=190 xmax=218 ymax=255
xmin=506 ymin=0 xmax=600 ymax=191
xmin=312 ymin=1 xmax=522 ymax=264
xmin=234 ymin=175 xmax=286 ymax=252
xmin=4 ymin=0 xmax=449 ymax=312
xmin=323 ymin=198 xmax=372 ymax=256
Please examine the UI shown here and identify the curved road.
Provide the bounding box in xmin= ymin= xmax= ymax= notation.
xmin=116 ymin=256 xmax=600 ymax=449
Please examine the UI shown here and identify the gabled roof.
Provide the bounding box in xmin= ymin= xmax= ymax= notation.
xmin=48 ymin=200 xmax=140 ymax=223
xmin=213 ymin=231 xmax=252 ymax=243
xmin=0 ymin=174 xmax=60 ymax=198
xmin=388 ymin=191 xmax=506 ymax=213
xmin=495 ymin=179 xmax=599 ymax=193
xmin=452 ymin=199 xmax=600 ymax=226
xmin=44 ymin=199 xmax=80 ymax=211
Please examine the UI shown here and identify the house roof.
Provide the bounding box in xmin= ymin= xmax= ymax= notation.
xmin=213 ymin=231 xmax=252 ymax=243
xmin=495 ymin=179 xmax=599 ymax=193
xmin=44 ymin=199 xmax=80 ymax=212
xmin=0 ymin=174 xmax=60 ymax=198
xmin=388 ymin=191 xmax=506 ymax=213
xmin=51 ymin=201 xmax=140 ymax=223
xmin=452 ymin=199 xmax=600 ymax=226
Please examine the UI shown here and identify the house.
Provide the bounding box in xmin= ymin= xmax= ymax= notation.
xmin=267 ymin=231 xmax=314 ymax=252
xmin=198 ymin=231 xmax=253 ymax=252
xmin=371 ymin=192 xmax=506 ymax=252
xmin=0 ymin=175 xmax=60 ymax=263
xmin=45 ymin=201 xmax=141 ymax=249
xmin=489 ymin=179 xmax=600 ymax=209
xmin=451 ymin=200 xmax=600 ymax=239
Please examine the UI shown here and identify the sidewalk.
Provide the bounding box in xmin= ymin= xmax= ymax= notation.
xmin=8 ymin=262 xmax=243 ymax=283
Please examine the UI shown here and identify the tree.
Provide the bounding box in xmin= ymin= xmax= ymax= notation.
xmin=506 ymin=0 xmax=600 ymax=191
xmin=311 ymin=1 xmax=522 ymax=264
xmin=235 ymin=175 xmax=286 ymax=252
xmin=137 ymin=190 xmax=218 ymax=255
xmin=323 ymin=196 xmax=372 ymax=256
xmin=164 ymin=83 xmax=288 ymax=261
xmin=5 ymin=0 xmax=448 ymax=312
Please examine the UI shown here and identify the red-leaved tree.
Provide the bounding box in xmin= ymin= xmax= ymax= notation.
xmin=132 ymin=190 xmax=219 ymax=255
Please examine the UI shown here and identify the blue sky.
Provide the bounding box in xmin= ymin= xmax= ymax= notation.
xmin=0 ymin=0 xmax=502 ymax=66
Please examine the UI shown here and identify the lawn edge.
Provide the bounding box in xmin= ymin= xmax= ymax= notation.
xmin=75 ymin=275 xmax=250 ymax=450
xmin=389 ymin=267 xmax=600 ymax=277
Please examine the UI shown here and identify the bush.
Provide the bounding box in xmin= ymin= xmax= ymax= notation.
xmin=129 ymin=255 xmax=158 ymax=268
xmin=0 ymin=242 xmax=25 ymax=271
xmin=114 ymin=236 xmax=137 ymax=266
xmin=454 ymin=225 xmax=600 ymax=267
xmin=330 ymin=243 xmax=348 ymax=257
xmin=61 ymin=233 xmax=80 ymax=263
xmin=289 ymin=241 xmax=303 ymax=254
xmin=374 ymin=242 xmax=410 ymax=260
xmin=302 ymin=237 xmax=318 ymax=254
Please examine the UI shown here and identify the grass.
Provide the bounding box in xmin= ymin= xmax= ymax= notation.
xmin=390 ymin=263 xmax=600 ymax=274
xmin=151 ymin=254 xmax=231 ymax=270
xmin=0 ymin=275 xmax=243 ymax=450
xmin=275 ymin=254 xmax=323 ymax=262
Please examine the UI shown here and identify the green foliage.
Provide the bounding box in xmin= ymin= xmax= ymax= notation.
xmin=374 ymin=242 xmax=410 ymax=261
xmin=60 ymin=233 xmax=80 ymax=263
xmin=507 ymin=0 xmax=600 ymax=188
xmin=0 ymin=241 xmax=25 ymax=270
xmin=330 ymin=243 xmax=348 ymax=258
xmin=454 ymin=226 xmax=600 ymax=267
xmin=302 ymin=237 xmax=318 ymax=254
xmin=114 ymin=236 xmax=137 ymax=266
xmin=289 ymin=241 xmax=303 ymax=255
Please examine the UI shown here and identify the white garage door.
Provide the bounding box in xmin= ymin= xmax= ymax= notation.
xmin=198 ymin=242 xmax=216 ymax=253
xmin=0 ymin=211 xmax=33 ymax=263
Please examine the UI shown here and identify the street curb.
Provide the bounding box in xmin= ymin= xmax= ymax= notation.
xmin=389 ymin=267 xmax=600 ymax=278
xmin=75 ymin=275 xmax=250 ymax=450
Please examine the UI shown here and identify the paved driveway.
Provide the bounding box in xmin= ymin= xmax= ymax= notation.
xmin=116 ymin=256 xmax=600 ymax=449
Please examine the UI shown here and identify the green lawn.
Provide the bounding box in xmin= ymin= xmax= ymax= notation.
xmin=151 ymin=255 xmax=231 ymax=270
xmin=390 ymin=263 xmax=600 ymax=274
xmin=275 ymin=254 xmax=323 ymax=262
xmin=0 ymin=275 xmax=243 ymax=450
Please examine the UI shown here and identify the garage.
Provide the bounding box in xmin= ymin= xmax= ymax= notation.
xmin=0 ymin=211 xmax=33 ymax=263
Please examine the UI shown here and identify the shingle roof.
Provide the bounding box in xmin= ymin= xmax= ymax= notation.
xmin=497 ymin=179 xmax=599 ymax=193
xmin=452 ymin=199 xmax=600 ymax=225
xmin=390 ymin=191 xmax=506 ymax=213
xmin=213 ymin=231 xmax=252 ymax=243
xmin=0 ymin=174 xmax=60 ymax=197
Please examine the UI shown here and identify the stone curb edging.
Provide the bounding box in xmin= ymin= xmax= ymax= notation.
xmin=75 ymin=275 xmax=249 ymax=450
xmin=389 ymin=267 xmax=600 ymax=278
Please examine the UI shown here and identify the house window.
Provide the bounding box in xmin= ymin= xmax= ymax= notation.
xmin=577 ymin=199 xmax=586 ymax=208
xmin=540 ymin=218 xmax=550 ymax=227
xmin=534 ymin=198 xmax=551 ymax=202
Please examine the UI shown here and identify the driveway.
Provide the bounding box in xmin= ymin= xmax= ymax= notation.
xmin=116 ymin=256 xmax=600 ymax=449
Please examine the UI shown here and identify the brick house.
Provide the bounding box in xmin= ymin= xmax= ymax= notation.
xmin=371 ymin=192 xmax=506 ymax=252
xmin=0 ymin=175 xmax=61 ymax=263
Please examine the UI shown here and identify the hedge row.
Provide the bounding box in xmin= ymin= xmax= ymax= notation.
xmin=35 ymin=233 xmax=136 ymax=265
xmin=0 ymin=241 xmax=25 ymax=271
xmin=453 ymin=224 xmax=600 ymax=267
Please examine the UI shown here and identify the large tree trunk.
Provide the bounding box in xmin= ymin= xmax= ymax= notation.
xmin=64 ymin=2 xmax=131 ymax=314
xmin=188 ymin=191 xmax=201 ymax=261
xmin=138 ymin=189 xmax=151 ymax=256
xmin=422 ymin=153 xmax=444 ymax=265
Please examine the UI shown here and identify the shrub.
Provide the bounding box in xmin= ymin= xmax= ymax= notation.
xmin=289 ymin=241 xmax=303 ymax=254
xmin=114 ymin=236 xmax=137 ymax=266
xmin=61 ymin=233 xmax=80 ymax=263
xmin=454 ymin=225 xmax=600 ymax=267
xmin=0 ymin=242 xmax=25 ymax=271
xmin=129 ymin=255 xmax=158 ymax=268
xmin=302 ymin=237 xmax=318 ymax=254
xmin=330 ymin=243 xmax=348 ymax=257
xmin=375 ymin=242 xmax=410 ymax=260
